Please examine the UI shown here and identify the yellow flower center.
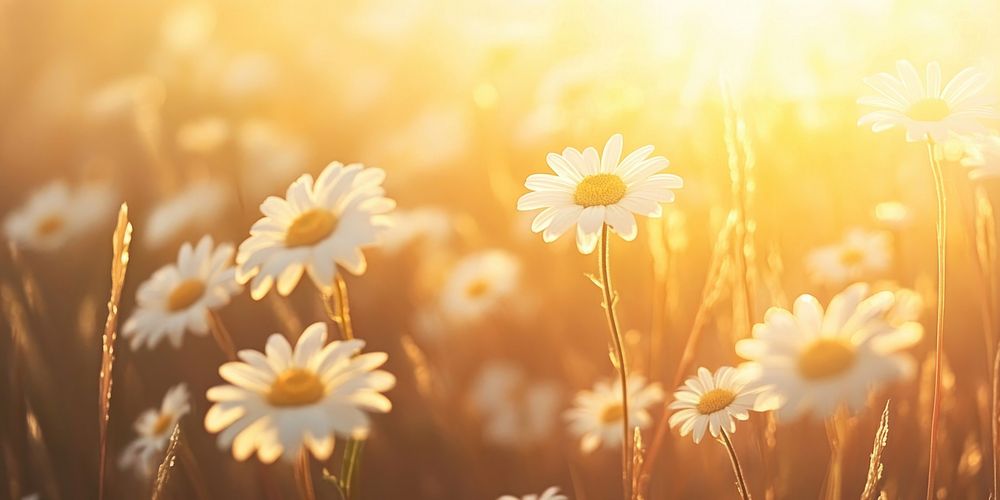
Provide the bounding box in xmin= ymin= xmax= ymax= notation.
xmin=599 ymin=403 xmax=624 ymax=424
xmin=798 ymin=338 xmax=857 ymax=380
xmin=285 ymin=209 xmax=338 ymax=248
xmin=696 ymin=388 xmax=736 ymax=415
xmin=152 ymin=413 xmax=174 ymax=435
xmin=36 ymin=214 xmax=64 ymax=237
xmin=907 ymin=98 xmax=951 ymax=122
xmin=166 ymin=279 xmax=206 ymax=311
xmin=839 ymin=247 xmax=865 ymax=267
xmin=465 ymin=278 xmax=490 ymax=298
xmin=267 ymin=368 xmax=325 ymax=407
xmin=574 ymin=174 xmax=627 ymax=207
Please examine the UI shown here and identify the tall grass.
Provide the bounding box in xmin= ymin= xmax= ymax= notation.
xmin=97 ymin=203 xmax=133 ymax=500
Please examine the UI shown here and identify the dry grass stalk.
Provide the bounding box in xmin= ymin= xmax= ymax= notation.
xmin=861 ymin=400 xmax=891 ymax=500
xmin=151 ymin=424 xmax=182 ymax=500
xmin=97 ymin=203 xmax=133 ymax=500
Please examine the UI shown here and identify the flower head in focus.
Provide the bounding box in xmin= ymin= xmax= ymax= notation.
xmin=668 ymin=366 xmax=765 ymax=444
xmin=236 ymin=162 xmax=395 ymax=299
xmin=119 ymin=384 xmax=190 ymax=477
xmin=736 ymin=283 xmax=922 ymax=420
xmin=4 ymin=181 xmax=116 ymax=252
xmin=564 ymin=374 xmax=663 ymax=453
xmin=516 ymin=134 xmax=682 ymax=254
xmin=123 ymin=235 xmax=241 ymax=350
xmin=858 ymin=60 xmax=997 ymax=142
xmin=204 ymin=322 xmax=395 ymax=462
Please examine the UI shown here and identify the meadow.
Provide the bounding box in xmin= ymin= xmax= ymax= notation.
xmin=3 ymin=1 xmax=1000 ymax=499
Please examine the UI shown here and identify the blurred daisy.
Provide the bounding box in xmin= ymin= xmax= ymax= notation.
xmin=469 ymin=361 xmax=561 ymax=446
xmin=238 ymin=119 xmax=309 ymax=199
xmin=858 ymin=60 xmax=997 ymax=142
xmin=236 ymin=162 xmax=394 ymax=299
xmin=123 ymin=235 xmax=241 ymax=350
xmin=145 ymin=180 xmax=231 ymax=248
xmin=668 ymin=366 xmax=763 ymax=444
xmin=381 ymin=207 xmax=452 ymax=254
xmin=517 ymin=134 xmax=682 ymax=254
xmin=805 ymin=228 xmax=890 ymax=286
xmin=4 ymin=181 xmax=115 ymax=251
xmin=176 ymin=115 xmax=230 ymax=154
xmin=498 ymin=487 xmax=568 ymax=500
xmin=119 ymin=384 xmax=190 ymax=477
xmin=960 ymin=133 xmax=1000 ymax=181
xmin=440 ymin=250 xmax=520 ymax=324
xmin=204 ymin=322 xmax=395 ymax=462
xmin=873 ymin=201 xmax=911 ymax=230
xmin=736 ymin=283 xmax=921 ymax=420
xmin=564 ymin=374 xmax=663 ymax=453
xmin=159 ymin=1 xmax=215 ymax=53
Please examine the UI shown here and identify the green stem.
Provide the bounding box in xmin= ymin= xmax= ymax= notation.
xmin=925 ymin=139 xmax=947 ymax=500
xmin=721 ymin=430 xmax=751 ymax=500
xmin=598 ymin=224 xmax=632 ymax=499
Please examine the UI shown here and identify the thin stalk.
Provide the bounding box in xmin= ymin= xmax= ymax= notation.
xmin=925 ymin=139 xmax=948 ymax=500
xmin=206 ymin=310 xmax=237 ymax=361
xmin=320 ymin=272 xmax=362 ymax=498
xmin=720 ymin=430 xmax=751 ymax=500
xmin=296 ymin=448 xmax=316 ymax=500
xmin=598 ymin=224 xmax=632 ymax=499
xmin=993 ymin=347 xmax=1000 ymax=498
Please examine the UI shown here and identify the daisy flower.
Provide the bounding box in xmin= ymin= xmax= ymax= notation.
xmin=236 ymin=162 xmax=395 ymax=300
xmin=498 ymin=486 xmax=568 ymax=500
xmin=564 ymin=374 xmax=663 ymax=453
xmin=959 ymin=133 xmax=1000 ymax=181
xmin=119 ymin=384 xmax=190 ymax=477
xmin=123 ymin=235 xmax=242 ymax=350
xmin=516 ymin=134 xmax=683 ymax=254
xmin=469 ymin=361 xmax=561 ymax=446
xmin=668 ymin=367 xmax=763 ymax=444
xmin=204 ymin=322 xmax=395 ymax=463
xmin=144 ymin=181 xmax=231 ymax=249
xmin=858 ymin=60 xmax=997 ymax=142
xmin=440 ymin=250 xmax=520 ymax=324
xmin=736 ymin=283 xmax=921 ymax=420
xmin=805 ymin=228 xmax=890 ymax=287
xmin=4 ymin=181 xmax=115 ymax=252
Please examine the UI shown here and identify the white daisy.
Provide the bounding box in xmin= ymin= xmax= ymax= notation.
xmin=516 ymin=134 xmax=682 ymax=254
xmin=564 ymin=374 xmax=664 ymax=453
xmin=498 ymin=486 xmax=568 ymax=500
xmin=667 ymin=366 xmax=763 ymax=444
xmin=236 ymin=162 xmax=395 ymax=300
xmin=805 ymin=228 xmax=890 ymax=287
xmin=736 ymin=283 xmax=922 ymax=420
xmin=176 ymin=115 xmax=230 ymax=154
xmin=858 ymin=60 xmax=997 ymax=142
xmin=959 ymin=133 xmax=1000 ymax=181
xmin=204 ymin=322 xmax=395 ymax=463
xmin=469 ymin=361 xmax=561 ymax=447
xmin=144 ymin=180 xmax=231 ymax=249
xmin=119 ymin=384 xmax=190 ymax=477
xmin=440 ymin=250 xmax=520 ymax=324
xmin=380 ymin=207 xmax=452 ymax=255
xmin=123 ymin=235 xmax=242 ymax=350
xmin=3 ymin=181 xmax=116 ymax=252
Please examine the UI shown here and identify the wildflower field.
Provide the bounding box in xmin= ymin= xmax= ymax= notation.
xmin=4 ymin=1 xmax=1000 ymax=499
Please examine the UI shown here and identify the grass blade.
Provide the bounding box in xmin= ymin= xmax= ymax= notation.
xmin=97 ymin=203 xmax=133 ymax=500
xmin=861 ymin=400 xmax=891 ymax=500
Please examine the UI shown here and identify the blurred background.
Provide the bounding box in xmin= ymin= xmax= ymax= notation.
xmin=2 ymin=0 xmax=1000 ymax=498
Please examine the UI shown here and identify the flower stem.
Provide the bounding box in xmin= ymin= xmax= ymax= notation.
xmin=296 ymin=448 xmax=316 ymax=500
xmin=720 ymin=430 xmax=751 ymax=500
xmin=925 ymin=139 xmax=948 ymax=500
xmin=598 ymin=224 xmax=632 ymax=500
xmin=206 ymin=310 xmax=237 ymax=361
xmin=320 ymin=272 xmax=363 ymax=498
